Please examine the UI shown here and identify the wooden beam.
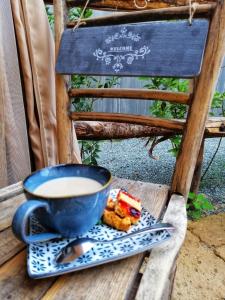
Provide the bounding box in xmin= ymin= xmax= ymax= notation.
xmin=74 ymin=119 xmax=225 ymax=140
xmin=171 ymin=0 xmax=225 ymax=197
xmin=136 ymin=194 xmax=187 ymax=300
xmin=67 ymin=4 xmax=216 ymax=28
xmin=71 ymin=112 xmax=184 ymax=130
xmin=54 ymin=0 xmax=76 ymax=163
xmin=45 ymin=0 xmax=217 ymax=11
xmin=69 ymin=88 xmax=190 ymax=105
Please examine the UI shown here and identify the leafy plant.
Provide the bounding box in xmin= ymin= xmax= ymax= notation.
xmin=187 ymin=192 xmax=214 ymax=220
xmin=140 ymin=76 xmax=225 ymax=161
xmin=139 ymin=77 xmax=189 ymax=157
xmin=68 ymin=7 xmax=93 ymax=20
xmin=46 ymin=6 xmax=54 ymax=30
xmin=80 ymin=141 xmax=101 ymax=165
xmin=210 ymin=91 xmax=225 ymax=116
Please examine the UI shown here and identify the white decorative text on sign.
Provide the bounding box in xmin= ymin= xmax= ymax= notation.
xmin=93 ymin=27 xmax=151 ymax=73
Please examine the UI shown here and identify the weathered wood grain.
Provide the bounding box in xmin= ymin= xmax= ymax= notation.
xmin=56 ymin=20 xmax=209 ymax=78
xmin=67 ymin=4 xmax=216 ymax=28
xmin=74 ymin=120 xmax=225 ymax=140
xmin=41 ymin=178 xmax=169 ymax=300
xmin=0 ymin=192 xmax=26 ymax=231
xmin=69 ymin=88 xmax=191 ymax=105
xmin=171 ymin=0 xmax=225 ymax=197
xmin=0 ymin=228 xmax=24 ymax=266
xmin=71 ymin=112 xmax=184 ymax=130
xmin=0 ymin=251 xmax=56 ymax=300
xmin=45 ymin=0 xmax=217 ymax=11
xmin=0 ymin=181 xmax=23 ymax=202
xmin=136 ymin=194 xmax=187 ymax=300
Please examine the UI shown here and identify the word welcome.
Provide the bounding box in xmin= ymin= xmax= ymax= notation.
xmin=109 ymin=46 xmax=133 ymax=52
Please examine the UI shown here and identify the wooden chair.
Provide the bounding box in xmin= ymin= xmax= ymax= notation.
xmin=0 ymin=1 xmax=224 ymax=299
xmin=52 ymin=0 xmax=225 ymax=297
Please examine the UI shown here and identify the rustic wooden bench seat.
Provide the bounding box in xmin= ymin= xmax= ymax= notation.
xmin=0 ymin=178 xmax=186 ymax=300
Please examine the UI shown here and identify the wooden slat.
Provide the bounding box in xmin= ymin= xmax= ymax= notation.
xmin=69 ymin=88 xmax=191 ymax=105
xmin=67 ymin=4 xmax=216 ymax=28
xmin=171 ymin=0 xmax=225 ymax=197
xmin=0 ymin=181 xmax=23 ymax=202
xmin=71 ymin=112 xmax=184 ymax=131
xmin=136 ymin=194 xmax=187 ymax=300
xmin=0 ymin=192 xmax=26 ymax=231
xmin=40 ymin=177 xmax=169 ymax=300
xmin=56 ymin=20 xmax=209 ymax=78
xmin=0 ymin=251 xmax=56 ymax=300
xmin=0 ymin=228 xmax=24 ymax=266
xmin=45 ymin=0 xmax=217 ymax=11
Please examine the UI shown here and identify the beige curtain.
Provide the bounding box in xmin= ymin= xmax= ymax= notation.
xmin=11 ymin=0 xmax=81 ymax=169
xmin=0 ymin=0 xmax=31 ymax=187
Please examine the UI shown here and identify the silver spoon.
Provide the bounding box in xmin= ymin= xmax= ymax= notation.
xmin=55 ymin=223 xmax=175 ymax=264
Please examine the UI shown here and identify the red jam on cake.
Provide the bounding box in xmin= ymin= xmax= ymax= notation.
xmin=102 ymin=190 xmax=142 ymax=231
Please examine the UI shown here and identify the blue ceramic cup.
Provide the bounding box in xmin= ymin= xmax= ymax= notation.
xmin=12 ymin=164 xmax=112 ymax=244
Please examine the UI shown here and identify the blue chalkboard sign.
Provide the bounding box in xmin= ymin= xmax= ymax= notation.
xmin=56 ymin=19 xmax=209 ymax=78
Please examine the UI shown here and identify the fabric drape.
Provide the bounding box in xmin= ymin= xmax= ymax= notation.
xmin=11 ymin=0 xmax=81 ymax=169
xmin=0 ymin=0 xmax=31 ymax=187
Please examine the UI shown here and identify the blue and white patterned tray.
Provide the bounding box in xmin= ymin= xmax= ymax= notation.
xmin=28 ymin=189 xmax=171 ymax=279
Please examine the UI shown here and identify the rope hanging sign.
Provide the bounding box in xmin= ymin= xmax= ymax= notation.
xmin=56 ymin=18 xmax=209 ymax=78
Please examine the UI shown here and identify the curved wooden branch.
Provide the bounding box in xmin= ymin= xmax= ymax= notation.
xmin=74 ymin=119 xmax=225 ymax=140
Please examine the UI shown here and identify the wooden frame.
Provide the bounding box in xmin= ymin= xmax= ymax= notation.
xmin=53 ymin=0 xmax=225 ymax=198
xmin=15 ymin=0 xmax=223 ymax=298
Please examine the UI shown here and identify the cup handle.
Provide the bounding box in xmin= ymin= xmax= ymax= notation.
xmin=12 ymin=200 xmax=62 ymax=244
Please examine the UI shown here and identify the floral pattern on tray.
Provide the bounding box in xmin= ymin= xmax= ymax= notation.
xmin=28 ymin=189 xmax=171 ymax=278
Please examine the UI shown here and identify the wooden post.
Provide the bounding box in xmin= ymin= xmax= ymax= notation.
xmin=54 ymin=0 xmax=74 ymax=163
xmin=171 ymin=0 xmax=225 ymax=197
xmin=190 ymin=140 xmax=204 ymax=194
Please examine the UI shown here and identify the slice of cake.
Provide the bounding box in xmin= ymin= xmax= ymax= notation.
xmin=102 ymin=190 xmax=142 ymax=231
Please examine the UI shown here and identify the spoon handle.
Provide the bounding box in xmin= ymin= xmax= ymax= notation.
xmin=102 ymin=223 xmax=175 ymax=244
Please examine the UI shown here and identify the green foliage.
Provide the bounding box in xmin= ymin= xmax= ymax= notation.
xmin=46 ymin=6 xmax=54 ymax=30
xmin=68 ymin=7 xmax=93 ymax=20
xmin=71 ymin=76 xmax=119 ymax=112
xmin=79 ymin=141 xmax=101 ymax=165
xmin=187 ymin=192 xmax=214 ymax=220
xmin=141 ymin=76 xmax=225 ymax=158
xmin=140 ymin=77 xmax=189 ymax=156
xmin=71 ymin=75 xmax=119 ymax=165
xmin=210 ymin=91 xmax=225 ymax=116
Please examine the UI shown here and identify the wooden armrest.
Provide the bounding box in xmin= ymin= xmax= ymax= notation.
xmin=136 ymin=194 xmax=187 ymax=300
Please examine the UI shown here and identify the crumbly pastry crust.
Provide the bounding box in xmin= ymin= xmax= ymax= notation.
xmin=102 ymin=190 xmax=142 ymax=231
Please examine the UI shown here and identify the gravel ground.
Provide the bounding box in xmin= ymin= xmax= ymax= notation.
xmin=97 ymin=138 xmax=225 ymax=214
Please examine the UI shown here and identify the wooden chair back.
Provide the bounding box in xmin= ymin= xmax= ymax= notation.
xmin=53 ymin=0 xmax=225 ymax=198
